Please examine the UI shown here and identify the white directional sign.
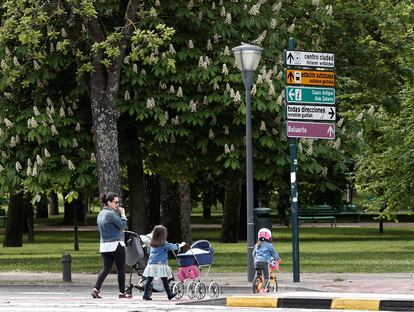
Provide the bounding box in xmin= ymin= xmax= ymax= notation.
xmin=287 ymin=105 xmax=336 ymax=121
xmin=285 ymin=50 xmax=335 ymax=68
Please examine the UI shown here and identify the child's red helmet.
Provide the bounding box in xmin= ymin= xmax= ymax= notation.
xmin=257 ymin=228 xmax=271 ymax=240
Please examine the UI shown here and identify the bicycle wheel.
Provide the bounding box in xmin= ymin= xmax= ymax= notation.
xmin=268 ymin=276 xmax=278 ymax=292
xmin=187 ymin=281 xmax=197 ymax=299
xmin=252 ymin=276 xmax=263 ymax=293
xmin=172 ymin=282 xmax=185 ymax=299
xmin=195 ymin=282 xmax=206 ymax=299
xmin=208 ymin=282 xmax=220 ymax=298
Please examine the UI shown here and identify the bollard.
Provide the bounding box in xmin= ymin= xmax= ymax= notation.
xmin=61 ymin=253 xmax=72 ymax=282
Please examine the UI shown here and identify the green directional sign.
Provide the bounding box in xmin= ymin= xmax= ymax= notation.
xmin=285 ymin=86 xmax=335 ymax=105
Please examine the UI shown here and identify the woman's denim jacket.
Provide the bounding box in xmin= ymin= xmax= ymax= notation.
xmin=97 ymin=207 xmax=127 ymax=243
xmin=148 ymin=241 xmax=179 ymax=265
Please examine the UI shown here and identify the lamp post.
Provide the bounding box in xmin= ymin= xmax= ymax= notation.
xmin=232 ymin=44 xmax=263 ymax=282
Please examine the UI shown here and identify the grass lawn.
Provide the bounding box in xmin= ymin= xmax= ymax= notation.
xmin=1 ymin=226 xmax=413 ymax=273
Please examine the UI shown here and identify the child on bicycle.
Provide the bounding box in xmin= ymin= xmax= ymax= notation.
xmin=252 ymin=228 xmax=281 ymax=289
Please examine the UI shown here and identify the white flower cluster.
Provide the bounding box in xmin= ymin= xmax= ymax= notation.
xmin=272 ymin=128 xmax=278 ymax=136
xmin=249 ymin=3 xmax=261 ymax=15
xmin=33 ymin=106 xmax=40 ymax=116
xmin=170 ymin=134 xmax=176 ymax=143
xmin=271 ymin=19 xmax=277 ymax=29
xmin=273 ymin=2 xmax=282 ymax=11
xmin=287 ymin=23 xmax=295 ymax=34
xmin=208 ymin=129 xmax=215 ymax=140
xmin=223 ymin=125 xmax=229 ymax=135
xmin=337 ymin=118 xmax=344 ymax=128
xmin=326 ymin=4 xmax=333 ymax=15
xmin=13 ymin=56 xmax=20 ymax=66
xmin=44 ymin=148 xmax=50 ymax=158
xmin=203 ymin=96 xmax=209 ymax=105
xmin=268 ymin=84 xmax=275 ymax=96
xmin=321 ymin=166 xmax=328 ymax=177
xmin=251 ymin=84 xmax=257 ymax=96
xmin=355 ymin=112 xmax=363 ymax=121
xmin=171 ymin=116 xmax=180 ymax=125
xmin=214 ymin=82 xmax=220 ymax=90
xmin=177 ymin=87 xmax=183 ymax=97
xmin=33 ymin=60 xmax=40 ymax=70
xmin=169 ymin=44 xmax=176 ymax=54
xmin=51 ymin=124 xmax=58 ymax=135
xmin=223 ymin=46 xmax=230 ymax=56
xmin=207 ymin=40 xmax=212 ymax=51
xmin=277 ymin=90 xmax=284 ymax=105
xmin=90 ymin=153 xmax=96 ymax=164
xmin=222 ymin=63 xmax=228 ymax=75
xmin=188 ymin=40 xmax=194 ymax=49
xmin=67 ymin=160 xmax=75 ymax=171
xmin=189 ymin=100 xmax=198 ymax=112
xmin=225 ymin=13 xmax=232 ymax=24
xmin=253 ymin=30 xmax=267 ymax=45
xmin=27 ymin=117 xmax=38 ymax=129
xmin=312 ymin=0 xmax=320 ymax=5
xmin=220 ymin=6 xmax=226 ymax=17
xmin=146 ymin=98 xmax=156 ymax=109
xmin=140 ymin=69 xmax=146 ymax=76
xmin=72 ymin=138 xmax=78 ymax=148
xmin=15 ymin=161 xmax=22 ymax=172
xmin=47 ymin=97 xmax=53 ymax=106
xmin=333 ymin=138 xmax=341 ymax=150
xmin=36 ymin=155 xmax=43 ymax=166
xmin=198 ymin=56 xmax=212 ymax=69
xmin=0 ymin=128 xmax=3 ymax=137
xmin=0 ymin=165 xmax=3 ymax=173
xmin=124 ymin=91 xmax=130 ymax=100
xmin=2 ymin=151 xmax=9 ymax=159
xmin=260 ymin=121 xmax=266 ymax=131
xmin=75 ymin=123 xmax=81 ymax=132
xmin=169 ymin=85 xmax=175 ymax=93
xmin=4 ymin=118 xmax=13 ymax=128
xmin=60 ymin=107 xmax=65 ymax=118
xmin=133 ymin=64 xmax=138 ymax=73
xmin=159 ymin=81 xmax=167 ymax=89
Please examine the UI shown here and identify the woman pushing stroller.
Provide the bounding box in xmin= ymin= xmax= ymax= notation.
xmin=142 ymin=225 xmax=185 ymax=300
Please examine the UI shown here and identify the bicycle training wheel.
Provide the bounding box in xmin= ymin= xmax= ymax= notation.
xmin=208 ymin=282 xmax=220 ymax=298
xmin=172 ymin=282 xmax=185 ymax=299
xmin=187 ymin=281 xmax=197 ymax=299
xmin=195 ymin=282 xmax=206 ymax=299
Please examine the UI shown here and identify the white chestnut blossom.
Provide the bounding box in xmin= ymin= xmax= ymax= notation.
xmin=72 ymin=138 xmax=78 ymax=148
xmin=222 ymin=63 xmax=228 ymax=75
xmin=273 ymin=2 xmax=282 ymax=11
xmin=75 ymin=123 xmax=81 ymax=132
xmin=207 ymin=39 xmax=212 ymax=51
xmin=133 ymin=64 xmax=138 ymax=73
xmin=32 ymin=163 xmax=38 ymax=177
xmin=169 ymin=44 xmax=176 ymax=54
xmin=33 ymin=106 xmax=40 ymax=116
xmin=188 ymin=40 xmax=194 ymax=49
xmin=260 ymin=121 xmax=267 ymax=131
xmin=33 ymin=60 xmax=40 ymax=70
xmin=51 ymin=124 xmax=58 ymax=135
xmin=203 ymin=96 xmax=209 ymax=105
xmin=326 ymin=4 xmax=333 ymax=15
xmin=177 ymin=87 xmax=183 ymax=97
xmin=169 ymin=85 xmax=175 ymax=93
xmin=189 ymin=100 xmax=197 ymax=112
xmin=223 ymin=125 xmax=229 ymax=135
xmin=140 ymin=69 xmax=146 ymax=76
xmin=220 ymin=6 xmax=226 ymax=17
xmin=288 ymin=23 xmax=295 ymax=33
xmin=272 ymin=128 xmax=278 ymax=136
xmin=249 ymin=3 xmax=260 ymax=15
xmin=90 ymin=153 xmax=96 ymax=164
xmin=271 ymin=18 xmax=277 ymax=29
xmin=224 ymin=144 xmax=230 ymax=154
xmin=68 ymin=160 xmax=75 ymax=171
xmin=36 ymin=155 xmax=43 ymax=166
xmin=44 ymin=148 xmax=50 ymax=158
xmin=146 ymin=98 xmax=156 ymax=109
xmin=208 ymin=129 xmax=215 ymax=140
xmin=233 ymin=91 xmax=241 ymax=103
xmin=337 ymin=118 xmax=344 ymax=128
xmin=15 ymin=161 xmax=22 ymax=172
xmin=124 ymin=91 xmax=130 ymax=100
xmin=4 ymin=118 xmax=13 ymax=128
xmin=268 ymin=84 xmax=275 ymax=96
xmin=170 ymin=134 xmax=176 ymax=144
xmin=225 ymin=13 xmax=232 ymax=24
xmin=0 ymin=165 xmax=3 ymax=173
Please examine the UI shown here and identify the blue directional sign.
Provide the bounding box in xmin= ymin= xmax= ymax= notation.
xmin=285 ymin=86 xmax=335 ymax=105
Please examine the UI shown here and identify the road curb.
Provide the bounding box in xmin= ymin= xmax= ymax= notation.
xmin=226 ymin=295 xmax=414 ymax=311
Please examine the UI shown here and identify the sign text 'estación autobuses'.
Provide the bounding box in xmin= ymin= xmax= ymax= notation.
xmin=285 ymin=50 xmax=335 ymax=68
xmin=286 ymin=69 xmax=335 ymax=87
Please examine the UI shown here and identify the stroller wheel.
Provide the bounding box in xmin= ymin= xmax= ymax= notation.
xmin=208 ymin=282 xmax=220 ymax=298
xmin=126 ymin=284 xmax=133 ymax=295
xmin=195 ymin=282 xmax=206 ymax=300
xmin=172 ymin=282 xmax=184 ymax=299
xmin=187 ymin=281 xmax=197 ymax=299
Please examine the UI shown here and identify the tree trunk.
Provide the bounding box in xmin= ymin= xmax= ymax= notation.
xmin=222 ymin=177 xmax=242 ymax=243
xmin=179 ymin=183 xmax=192 ymax=243
xmin=127 ymin=153 xmax=146 ymax=234
xmin=47 ymin=191 xmax=59 ymax=216
xmin=26 ymin=200 xmax=35 ymax=243
xmin=3 ymin=192 xmax=26 ymax=247
xmin=91 ymin=96 xmax=122 ymax=197
xmin=35 ymin=194 xmax=48 ymax=219
xmin=146 ymin=174 xmax=161 ymax=232
xmin=161 ymin=179 xmax=181 ymax=242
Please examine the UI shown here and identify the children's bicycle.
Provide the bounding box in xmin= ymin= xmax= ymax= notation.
xmin=252 ymin=259 xmax=280 ymax=293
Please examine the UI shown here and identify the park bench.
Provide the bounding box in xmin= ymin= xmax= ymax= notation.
xmin=0 ymin=208 xmax=7 ymax=228
xmin=298 ymin=204 xmax=336 ymax=227
xmin=338 ymin=203 xmax=361 ymax=222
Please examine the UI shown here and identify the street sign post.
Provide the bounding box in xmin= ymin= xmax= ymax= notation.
xmin=285 ymin=50 xmax=335 ymax=68
xmin=286 ymin=69 xmax=335 ymax=87
xmin=285 ymin=86 xmax=335 ymax=105
xmin=287 ymin=121 xmax=335 ymax=139
xmin=287 ymin=105 xmax=336 ymax=121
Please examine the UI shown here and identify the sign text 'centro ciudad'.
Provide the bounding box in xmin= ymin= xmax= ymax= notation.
xmin=284 ymin=49 xmax=336 ymax=140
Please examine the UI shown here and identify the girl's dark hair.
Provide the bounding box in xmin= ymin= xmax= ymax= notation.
xmin=150 ymin=225 xmax=167 ymax=247
xmin=255 ymin=237 xmax=269 ymax=248
xmin=99 ymin=192 xmax=118 ymax=206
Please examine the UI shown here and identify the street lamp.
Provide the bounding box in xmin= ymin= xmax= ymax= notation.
xmin=232 ymin=43 xmax=263 ymax=282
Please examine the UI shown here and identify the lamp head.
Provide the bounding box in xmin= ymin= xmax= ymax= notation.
xmin=232 ymin=44 xmax=263 ymax=72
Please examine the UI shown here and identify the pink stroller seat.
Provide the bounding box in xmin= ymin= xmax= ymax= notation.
xmin=177 ymin=265 xmax=200 ymax=282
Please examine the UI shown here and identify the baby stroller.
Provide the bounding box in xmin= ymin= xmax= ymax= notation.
xmin=172 ymin=240 xmax=221 ymax=299
xmin=124 ymin=231 xmax=175 ymax=296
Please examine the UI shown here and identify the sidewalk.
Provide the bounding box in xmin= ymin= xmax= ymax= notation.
xmin=1 ymin=271 xmax=413 ymax=311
